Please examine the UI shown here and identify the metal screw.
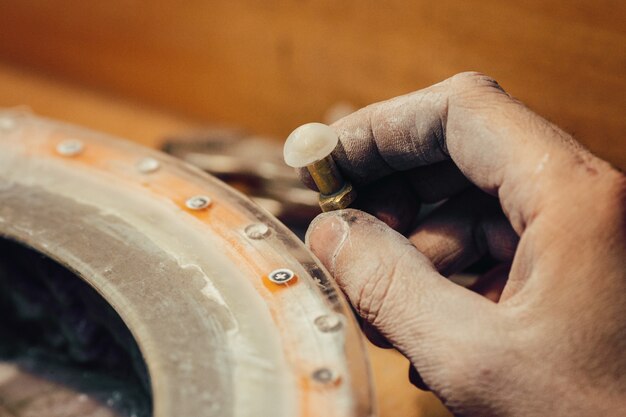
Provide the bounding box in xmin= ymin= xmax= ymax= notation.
xmin=268 ymin=268 xmax=295 ymax=284
xmin=311 ymin=367 xmax=339 ymax=384
xmin=314 ymin=314 xmax=343 ymax=332
xmin=185 ymin=195 xmax=212 ymax=210
xmin=56 ymin=139 xmax=84 ymax=156
xmin=136 ymin=157 xmax=160 ymax=173
xmin=244 ymin=223 xmax=271 ymax=239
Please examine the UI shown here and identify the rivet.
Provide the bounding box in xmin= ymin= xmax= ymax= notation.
xmin=244 ymin=223 xmax=271 ymax=239
xmin=136 ymin=157 xmax=160 ymax=173
xmin=268 ymin=268 xmax=295 ymax=284
xmin=311 ymin=367 xmax=339 ymax=384
xmin=56 ymin=139 xmax=84 ymax=156
xmin=0 ymin=117 xmax=16 ymax=131
xmin=314 ymin=314 xmax=343 ymax=332
xmin=185 ymin=195 xmax=212 ymax=210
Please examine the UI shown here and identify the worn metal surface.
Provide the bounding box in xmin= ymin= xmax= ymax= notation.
xmin=0 ymin=111 xmax=375 ymax=417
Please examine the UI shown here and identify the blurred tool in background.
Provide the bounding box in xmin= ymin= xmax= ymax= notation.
xmin=162 ymin=103 xmax=357 ymax=234
xmin=163 ymin=129 xmax=319 ymax=236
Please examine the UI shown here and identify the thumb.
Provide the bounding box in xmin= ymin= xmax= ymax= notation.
xmin=306 ymin=209 xmax=504 ymax=395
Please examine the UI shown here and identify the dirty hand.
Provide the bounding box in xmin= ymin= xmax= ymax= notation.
xmin=302 ymin=72 xmax=626 ymax=416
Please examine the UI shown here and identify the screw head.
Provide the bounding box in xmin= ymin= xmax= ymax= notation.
xmin=244 ymin=223 xmax=271 ymax=239
xmin=268 ymin=268 xmax=295 ymax=284
xmin=314 ymin=314 xmax=343 ymax=332
xmin=136 ymin=157 xmax=160 ymax=173
xmin=56 ymin=139 xmax=84 ymax=156
xmin=185 ymin=195 xmax=212 ymax=210
xmin=311 ymin=367 xmax=339 ymax=384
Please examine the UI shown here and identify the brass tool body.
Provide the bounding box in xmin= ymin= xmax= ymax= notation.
xmin=308 ymin=156 xmax=356 ymax=212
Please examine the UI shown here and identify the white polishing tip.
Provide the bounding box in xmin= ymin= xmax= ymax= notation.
xmin=283 ymin=122 xmax=339 ymax=168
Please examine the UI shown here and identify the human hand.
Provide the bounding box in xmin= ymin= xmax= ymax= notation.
xmin=302 ymin=72 xmax=626 ymax=416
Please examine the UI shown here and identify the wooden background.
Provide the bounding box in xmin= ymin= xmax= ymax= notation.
xmin=0 ymin=1 xmax=624 ymax=416
xmin=0 ymin=0 xmax=624 ymax=167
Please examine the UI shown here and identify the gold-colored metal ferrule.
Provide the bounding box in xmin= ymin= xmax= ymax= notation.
xmin=307 ymin=156 xmax=357 ymax=212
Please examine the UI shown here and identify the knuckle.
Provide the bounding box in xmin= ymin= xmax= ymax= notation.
xmin=446 ymin=72 xmax=512 ymax=116
xmin=449 ymin=71 xmax=503 ymax=93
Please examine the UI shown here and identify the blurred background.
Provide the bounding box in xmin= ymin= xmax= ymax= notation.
xmin=0 ymin=1 xmax=624 ymax=166
xmin=0 ymin=1 xmax=624 ymax=416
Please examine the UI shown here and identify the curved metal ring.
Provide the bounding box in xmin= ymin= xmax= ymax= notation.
xmin=0 ymin=111 xmax=374 ymax=417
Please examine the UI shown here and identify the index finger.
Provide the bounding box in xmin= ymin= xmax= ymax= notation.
xmin=302 ymin=72 xmax=608 ymax=233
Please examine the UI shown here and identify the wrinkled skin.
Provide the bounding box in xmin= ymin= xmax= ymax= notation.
xmin=302 ymin=72 xmax=626 ymax=417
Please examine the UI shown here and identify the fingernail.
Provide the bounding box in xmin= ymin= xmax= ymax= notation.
xmin=305 ymin=211 xmax=349 ymax=271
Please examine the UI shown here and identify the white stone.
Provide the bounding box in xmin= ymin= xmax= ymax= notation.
xmin=283 ymin=122 xmax=338 ymax=168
